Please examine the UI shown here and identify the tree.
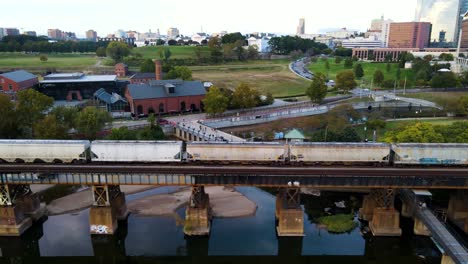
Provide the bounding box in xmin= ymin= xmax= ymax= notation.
xmin=434 ymin=122 xmax=468 ymax=143
xmin=382 ymin=122 xmax=444 ymax=143
xmin=386 ymin=63 xmax=391 ymax=73
xmin=0 ymin=94 xmax=19 ymax=138
xmin=140 ymin=58 xmax=155 ymax=73
xmin=231 ymin=83 xmax=259 ymax=109
xmin=203 ymin=86 xmax=229 ymax=116
xmin=221 ymin=32 xmax=245 ymax=44
xmin=423 ymin=54 xmax=433 ymax=62
xmin=165 ymin=66 xmax=192 ymax=80
xmin=306 ymin=72 xmax=328 ymax=103
xmin=366 ymin=119 xmax=386 ymax=131
xmin=33 ymin=115 xmax=68 ymax=139
xmin=439 ymin=53 xmax=454 ymax=61
xmin=325 ymin=60 xmax=330 ymax=77
xmin=74 ymin=107 xmax=112 ymax=139
xmin=395 ymin=67 xmax=401 ymax=81
xmin=158 ymin=47 xmax=172 ymax=62
xmin=49 ymin=106 xmax=78 ymax=130
xmin=138 ymin=114 xmax=165 ymax=140
xmin=373 ymin=69 xmax=384 ymax=86
xmin=16 ymin=89 xmax=54 ymax=138
xmin=344 ymin=57 xmax=353 ymax=68
xmin=430 ymin=72 xmax=458 ymax=88
xmin=335 ymin=56 xmax=343 ymax=64
xmin=107 ymin=126 xmax=137 ymax=140
xmin=39 ymin=54 xmax=48 ymax=62
xmin=247 ymin=45 xmax=259 ymax=60
xmin=106 ymin=41 xmax=130 ymax=63
xmin=233 ymin=40 xmax=247 ymax=61
xmin=353 ymin=64 xmax=364 ymax=79
xmin=194 ymin=46 xmax=203 ymax=63
xmin=96 ymin=47 xmax=107 ymax=57
xmin=461 ymin=71 xmax=468 ymax=88
xmin=335 ymin=70 xmax=357 ymax=93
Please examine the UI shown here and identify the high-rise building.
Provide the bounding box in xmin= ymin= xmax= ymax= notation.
xmin=388 ymin=22 xmax=432 ymax=48
xmin=2 ymin=28 xmax=20 ymax=37
xmin=86 ymin=29 xmax=98 ymax=41
xmin=23 ymin=31 xmax=37 ymax=37
xmin=48 ymin=29 xmax=63 ymax=40
xmin=457 ymin=0 xmax=468 ymax=44
xmin=167 ymin=28 xmax=180 ymax=40
xmin=460 ymin=12 xmax=468 ymax=48
xmin=415 ymin=0 xmax=460 ymax=44
xmin=297 ymin=18 xmax=305 ymax=35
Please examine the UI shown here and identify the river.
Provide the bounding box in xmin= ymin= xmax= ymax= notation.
xmin=0 ymin=187 xmax=442 ymax=263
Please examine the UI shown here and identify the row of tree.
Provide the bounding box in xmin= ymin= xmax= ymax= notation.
xmin=203 ymin=83 xmax=274 ymax=115
xmin=268 ymin=36 xmax=330 ymax=55
xmin=382 ymin=121 xmax=467 ymax=143
xmin=0 ymin=35 xmax=107 ymax=53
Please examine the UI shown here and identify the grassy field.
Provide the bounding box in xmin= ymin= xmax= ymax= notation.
xmin=191 ymin=60 xmax=311 ymax=97
xmin=0 ymin=53 xmax=99 ymax=71
xmin=309 ymin=58 xmax=415 ymax=89
xmin=134 ymin=46 xmax=211 ymax=59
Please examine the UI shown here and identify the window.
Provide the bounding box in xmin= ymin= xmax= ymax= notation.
xmin=8 ymin=84 xmax=12 ymax=90
xmin=0 ymin=85 xmax=2 ymax=91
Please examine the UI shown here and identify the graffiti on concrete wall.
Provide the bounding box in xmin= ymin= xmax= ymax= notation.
xmin=90 ymin=225 xmax=109 ymax=234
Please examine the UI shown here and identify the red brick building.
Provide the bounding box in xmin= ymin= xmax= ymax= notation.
xmin=114 ymin=63 xmax=128 ymax=77
xmin=0 ymin=70 xmax=38 ymax=99
xmin=125 ymin=80 xmax=206 ymax=116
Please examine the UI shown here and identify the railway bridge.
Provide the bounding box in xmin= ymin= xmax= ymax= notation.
xmin=0 ymin=164 xmax=467 ymax=262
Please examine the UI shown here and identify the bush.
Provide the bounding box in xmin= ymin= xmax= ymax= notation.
xmin=318 ymin=214 xmax=358 ymax=233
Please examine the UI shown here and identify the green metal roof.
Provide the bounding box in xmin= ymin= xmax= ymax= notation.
xmin=284 ymin=129 xmax=305 ymax=139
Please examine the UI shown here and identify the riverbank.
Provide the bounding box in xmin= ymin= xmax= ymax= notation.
xmin=45 ymin=185 xmax=257 ymax=218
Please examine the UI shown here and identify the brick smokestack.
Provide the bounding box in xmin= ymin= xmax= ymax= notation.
xmin=155 ymin=60 xmax=162 ymax=80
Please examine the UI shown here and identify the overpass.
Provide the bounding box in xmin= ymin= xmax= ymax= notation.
xmin=399 ymin=189 xmax=468 ymax=264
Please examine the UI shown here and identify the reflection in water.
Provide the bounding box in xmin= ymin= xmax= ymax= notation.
xmin=0 ymin=187 xmax=443 ymax=263
xmin=0 ymin=217 xmax=45 ymax=257
xmin=91 ymin=220 xmax=127 ymax=257
xmin=277 ymin=237 xmax=303 ymax=256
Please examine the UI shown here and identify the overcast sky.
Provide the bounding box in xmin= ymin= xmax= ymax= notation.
xmin=1 ymin=0 xmax=418 ymax=37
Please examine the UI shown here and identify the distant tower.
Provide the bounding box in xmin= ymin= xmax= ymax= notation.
xmin=296 ymin=18 xmax=305 ymax=35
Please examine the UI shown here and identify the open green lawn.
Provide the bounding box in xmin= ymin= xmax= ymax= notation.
xmin=191 ymin=60 xmax=311 ymax=97
xmin=0 ymin=53 xmax=98 ymax=70
xmin=309 ymin=59 xmax=415 ymax=89
xmin=134 ymin=46 xmax=211 ymax=59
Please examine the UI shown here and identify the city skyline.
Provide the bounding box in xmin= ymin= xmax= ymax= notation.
xmin=1 ymin=0 xmax=418 ymax=38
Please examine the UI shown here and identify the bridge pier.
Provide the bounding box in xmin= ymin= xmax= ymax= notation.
xmin=441 ymin=254 xmax=455 ymax=264
xmin=184 ymin=186 xmax=211 ymax=236
xmin=359 ymin=195 xmax=377 ymax=221
xmin=367 ymin=189 xmax=402 ymax=237
xmin=413 ymin=217 xmax=431 ymax=236
xmin=89 ymin=185 xmax=129 ymax=235
xmin=275 ymin=188 xmax=304 ymax=236
xmin=447 ymin=192 xmax=468 ymax=233
xmin=0 ymin=184 xmax=45 ymax=236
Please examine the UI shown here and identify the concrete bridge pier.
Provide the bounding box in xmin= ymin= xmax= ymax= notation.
xmin=184 ymin=186 xmax=211 ymax=236
xmin=441 ymin=254 xmax=455 ymax=264
xmin=366 ymin=189 xmax=402 ymax=236
xmin=89 ymin=185 xmax=129 ymax=235
xmin=400 ymin=199 xmax=430 ymax=236
xmin=359 ymin=195 xmax=377 ymax=221
xmin=0 ymin=184 xmax=46 ymax=236
xmin=275 ymin=188 xmax=304 ymax=236
xmin=447 ymin=191 xmax=468 ymax=233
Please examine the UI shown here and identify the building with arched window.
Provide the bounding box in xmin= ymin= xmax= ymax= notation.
xmin=125 ymin=80 xmax=206 ymax=117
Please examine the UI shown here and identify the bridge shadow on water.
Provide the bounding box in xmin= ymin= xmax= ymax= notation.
xmin=0 ymin=187 xmax=443 ymax=264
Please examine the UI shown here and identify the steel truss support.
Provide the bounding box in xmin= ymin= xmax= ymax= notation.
xmin=370 ymin=188 xmax=395 ymax=209
xmin=190 ymin=186 xmax=208 ymax=209
xmin=92 ymin=185 xmax=122 ymax=207
xmin=0 ymin=184 xmax=31 ymax=206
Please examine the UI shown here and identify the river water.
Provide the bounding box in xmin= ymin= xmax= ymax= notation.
xmin=0 ymin=187 xmax=441 ymax=263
